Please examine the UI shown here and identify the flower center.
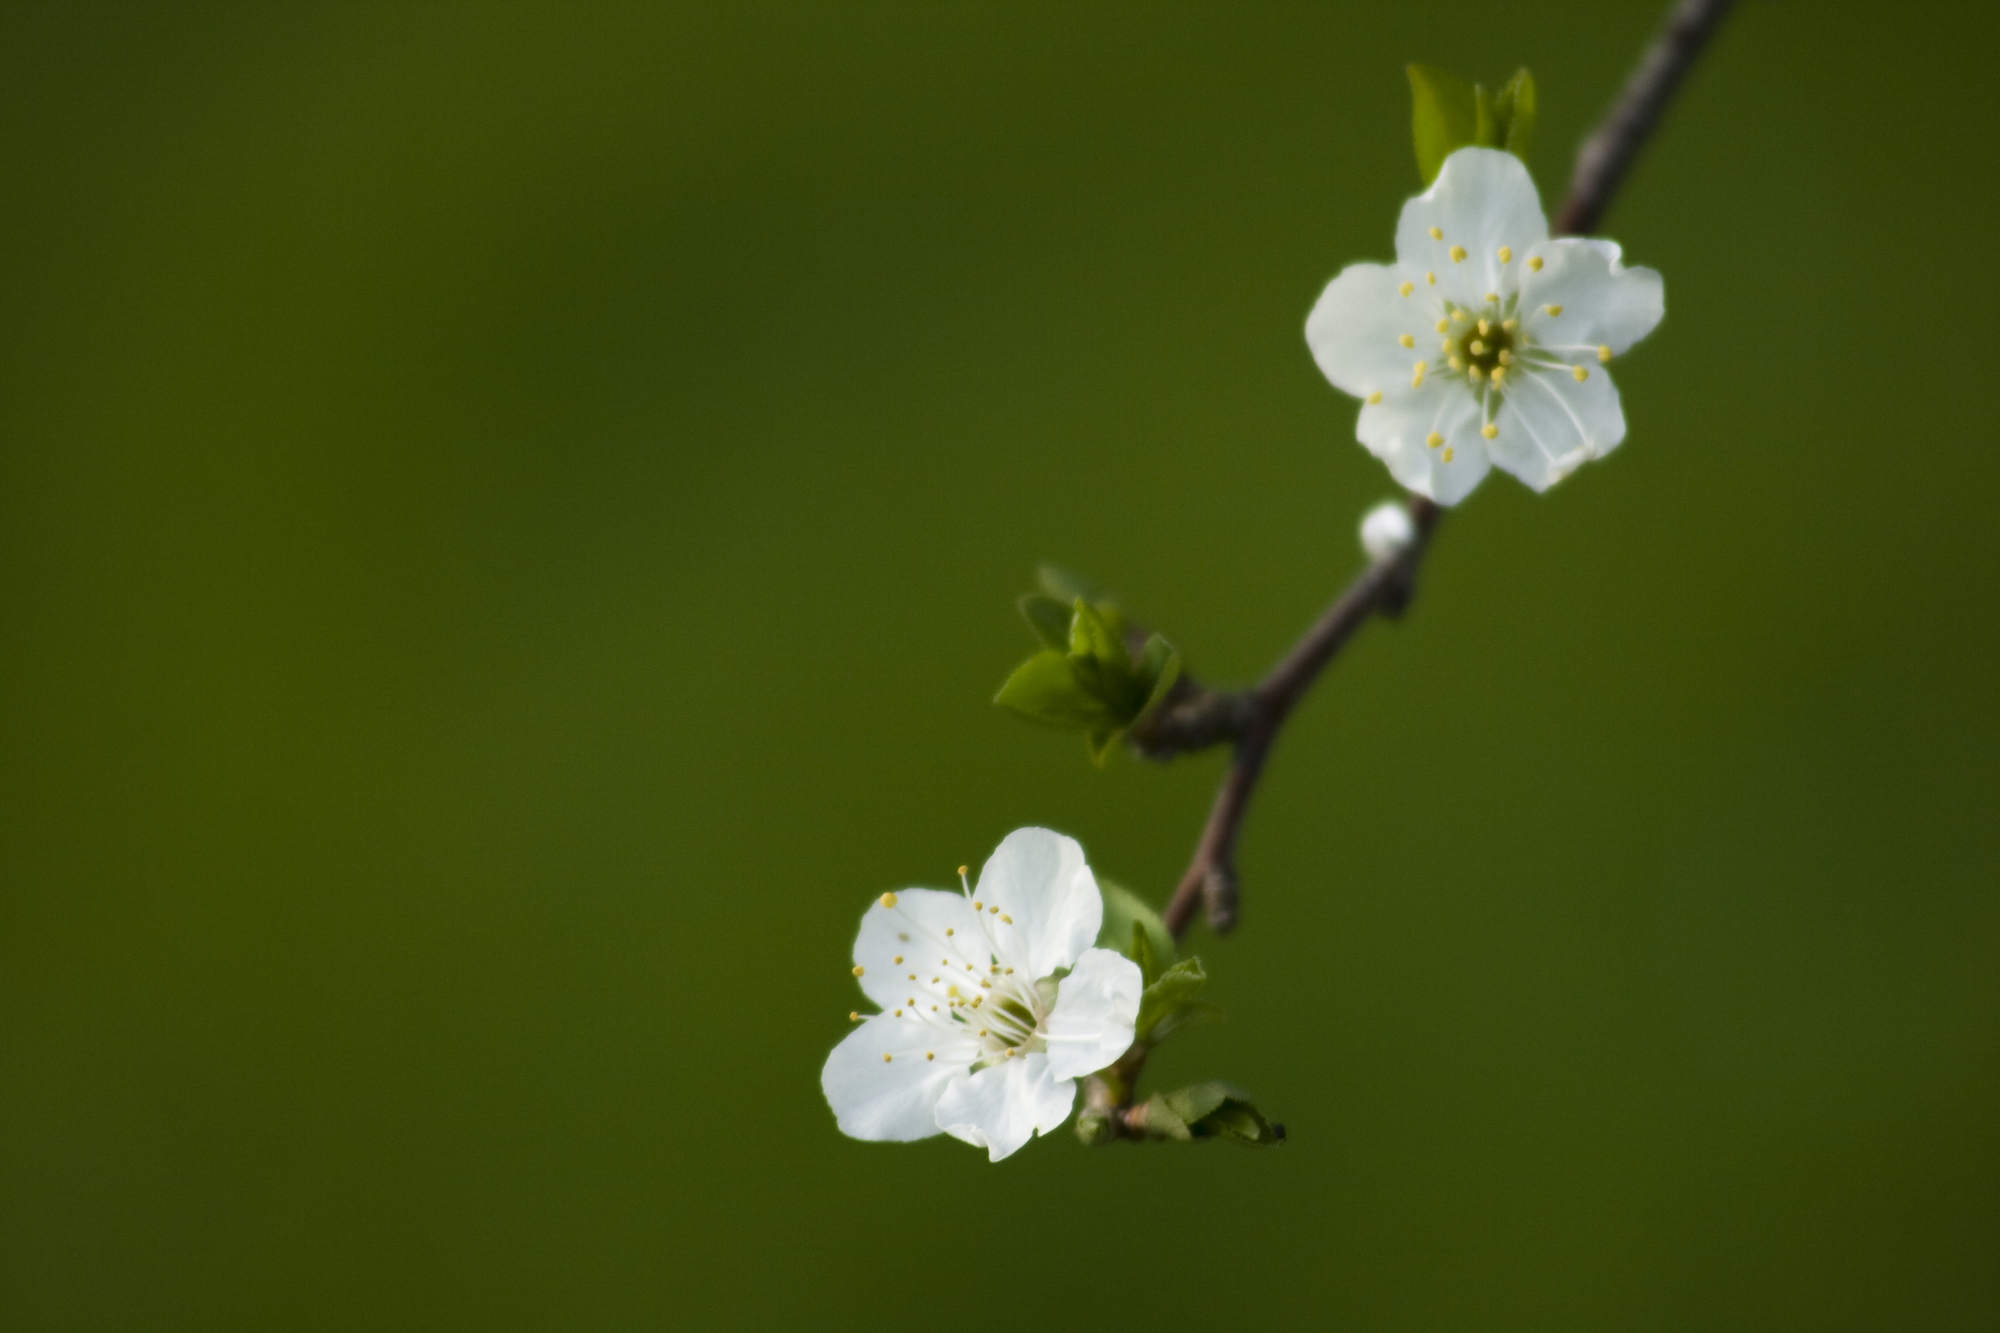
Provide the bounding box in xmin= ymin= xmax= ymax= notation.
xmin=1440 ymin=297 xmax=1520 ymax=390
xmin=855 ymin=876 xmax=1054 ymax=1067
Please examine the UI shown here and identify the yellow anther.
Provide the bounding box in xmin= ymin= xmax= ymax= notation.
xmin=1598 ymin=345 xmax=1613 ymax=363
xmin=956 ymin=865 xmax=968 ymax=877
xmin=1497 ymin=246 xmax=1512 ymax=263
xmin=1489 ymin=366 xmax=1505 ymax=384
xmin=1449 ymin=245 xmax=1467 ymax=263
xmin=980 ymin=979 xmax=992 ymax=989
xmin=1447 ymin=356 xmax=1463 ymax=372
xmin=925 ymin=1052 xmax=935 ymax=1061
xmin=1398 ymin=281 xmax=1414 ymax=297
xmin=1428 ymin=226 xmax=1442 ymax=240
xmin=892 ymin=955 xmax=902 ymax=964
xmin=1452 ymin=309 xmax=1469 ymax=323
xmin=1442 ymin=447 xmax=1455 ymax=462
xmin=1435 ymin=318 xmax=1449 ymax=334
xmin=977 ymin=1028 xmax=988 ymax=1037
xmin=1425 ymin=271 xmax=1436 ymax=285
xmin=988 ymin=905 xmax=999 ymax=914
xmin=1426 ymin=432 xmax=1444 ymax=448
xmin=1481 ymin=422 xmax=1499 ymax=439
xmin=893 ymin=1008 xmax=902 ymax=1016
xmin=1367 ymin=391 xmax=1382 ymax=405
xmin=1003 ymin=967 xmax=1014 ymax=975
xmin=1544 ymin=304 xmax=1563 ymax=317
xmin=883 ymin=1053 xmax=892 ymax=1063
xmin=943 ymin=927 xmax=954 ymax=936
xmin=879 ymin=892 xmax=897 ymax=909
xmin=1469 ymin=339 xmax=1488 ymax=356
xmin=930 ymin=976 xmax=940 ymax=984
xmin=930 ymin=1004 xmax=938 ymax=1012
xmin=1483 ymin=292 xmax=1499 ymax=304
xmin=946 ymin=984 xmax=959 ymax=996
xmin=1501 ymin=318 xmax=1518 ymax=332
xmin=848 ymin=1011 xmax=860 ymax=1022
xmin=1411 ymin=361 xmax=1427 ymax=387
xmin=1398 ymin=333 xmax=1414 ymax=349
xmin=972 ymin=901 xmax=982 ymax=911
xmin=906 ymin=973 xmax=915 ymax=981
xmin=1573 ymin=365 xmax=1590 ymax=382
xmin=1528 ymin=255 xmax=1544 ymax=272
xmin=1000 ymin=914 xmax=1013 ymax=924
xmin=906 ymin=996 xmax=914 ymax=1005
xmin=851 ymin=965 xmax=865 ymax=977
xmin=1477 ymin=318 xmax=1490 ymax=336
xmin=1497 ymin=349 xmax=1514 ymax=365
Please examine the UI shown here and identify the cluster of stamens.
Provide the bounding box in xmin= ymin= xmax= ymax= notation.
xmin=848 ymin=872 xmax=1049 ymax=1069
xmin=1382 ymin=230 xmax=1617 ymax=459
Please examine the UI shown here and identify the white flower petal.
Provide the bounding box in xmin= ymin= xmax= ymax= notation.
xmin=1496 ymin=365 xmax=1628 ymax=484
xmin=1518 ymin=238 xmax=1663 ymax=356
xmin=1305 ymin=262 xmax=1434 ymax=399
xmin=850 ymin=887 xmax=988 ymax=1011
xmin=1357 ymin=381 xmax=1491 ymax=506
xmin=1395 ymin=147 xmax=1548 ymax=306
xmin=821 ymin=1016 xmax=979 ymax=1143
xmin=1042 ymin=947 xmax=1142 ymax=1081
xmin=935 ymin=1051 xmax=1075 ymax=1162
xmin=972 ymin=827 xmax=1099 ymax=980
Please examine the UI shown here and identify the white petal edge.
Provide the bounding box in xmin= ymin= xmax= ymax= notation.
xmin=972 ymin=827 xmax=1099 ymax=980
xmin=1042 ymin=947 xmax=1143 ymax=1081
xmin=850 ymin=887 xmax=990 ymax=1012
xmin=1517 ymin=237 xmax=1663 ymax=356
xmin=1395 ymin=147 xmax=1549 ymax=306
xmin=1495 ymin=365 xmax=1627 ymax=483
xmin=821 ymin=1016 xmax=978 ymax=1143
xmin=1305 ymin=262 xmax=1429 ymax=400
xmin=1357 ymin=382 xmax=1491 ymax=506
xmin=934 ymin=1052 xmax=1076 ymax=1162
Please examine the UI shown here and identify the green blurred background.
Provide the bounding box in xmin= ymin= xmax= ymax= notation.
xmin=4 ymin=1 xmax=1995 ymax=1328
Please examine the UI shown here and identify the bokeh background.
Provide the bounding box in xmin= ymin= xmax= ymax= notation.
xmin=4 ymin=2 xmax=1996 ymax=1328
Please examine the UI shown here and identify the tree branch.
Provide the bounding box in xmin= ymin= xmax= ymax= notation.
xmin=1556 ymin=0 xmax=1737 ymax=235
xmin=1134 ymin=0 xmax=1735 ymax=943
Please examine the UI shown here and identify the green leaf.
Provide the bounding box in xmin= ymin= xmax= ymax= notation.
xmin=1067 ymin=599 xmax=1145 ymax=720
xmin=1132 ymin=633 xmax=1182 ymax=728
xmin=1035 ymin=563 xmax=1108 ymax=607
xmin=1473 ymin=82 xmax=1498 ymax=150
xmin=994 ymin=651 xmax=1121 ymax=730
xmin=1495 ymin=67 xmax=1536 ymax=160
xmin=1097 ymin=879 xmax=1174 ymax=982
xmin=1135 ymin=956 xmax=1208 ymax=1042
xmin=1067 ymin=598 xmax=1124 ymax=669
xmin=1200 ymin=1100 xmax=1284 ymax=1145
xmin=1084 ymin=725 xmax=1126 ymax=768
xmin=1016 ymin=593 xmax=1072 ymax=650
xmin=1407 ymin=63 xmax=1479 ymax=185
xmin=1161 ymin=1081 xmax=1231 ymax=1126
xmin=1136 ymin=1092 xmax=1193 ymax=1142
xmin=1135 ymin=1084 xmax=1284 ymax=1146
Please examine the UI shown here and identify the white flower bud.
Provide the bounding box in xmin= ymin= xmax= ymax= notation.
xmin=1358 ymin=500 xmax=1416 ymax=561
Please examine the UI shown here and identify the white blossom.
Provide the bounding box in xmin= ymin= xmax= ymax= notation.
xmin=820 ymin=827 xmax=1142 ymax=1162
xmin=1307 ymin=147 xmax=1664 ymax=505
xmin=1358 ymin=499 xmax=1416 ymax=561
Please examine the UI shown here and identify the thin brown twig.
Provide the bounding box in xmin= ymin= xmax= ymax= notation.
xmin=1084 ymin=0 xmax=1736 ymax=1139
xmin=1138 ymin=0 xmax=1735 ymax=946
